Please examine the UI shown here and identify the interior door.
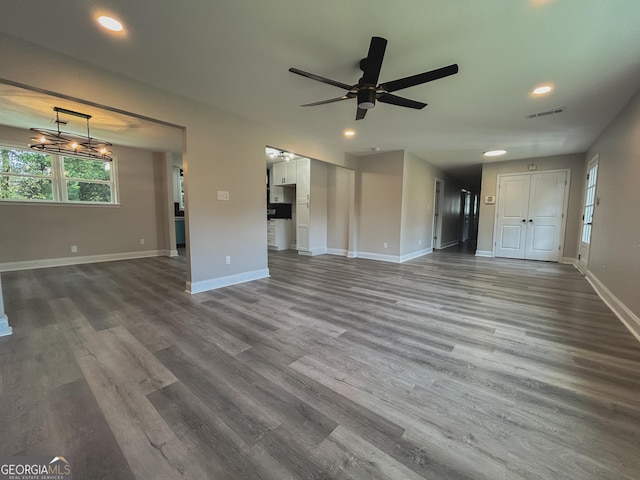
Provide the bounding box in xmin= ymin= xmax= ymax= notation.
xmin=525 ymin=171 xmax=567 ymax=261
xmin=495 ymin=171 xmax=567 ymax=262
xmin=495 ymin=175 xmax=531 ymax=259
xmin=462 ymin=190 xmax=471 ymax=242
xmin=433 ymin=179 xmax=443 ymax=249
xmin=579 ymin=159 xmax=599 ymax=272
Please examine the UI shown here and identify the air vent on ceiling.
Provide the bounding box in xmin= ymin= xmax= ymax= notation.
xmin=526 ymin=107 xmax=565 ymax=119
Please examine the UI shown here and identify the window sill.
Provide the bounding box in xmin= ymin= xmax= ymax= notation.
xmin=0 ymin=200 xmax=120 ymax=208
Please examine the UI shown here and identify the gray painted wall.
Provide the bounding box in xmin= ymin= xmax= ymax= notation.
xmin=586 ymin=87 xmax=640 ymax=319
xmin=0 ymin=124 xmax=168 ymax=264
xmin=327 ymin=165 xmax=352 ymax=253
xmin=0 ymin=32 xmax=347 ymax=289
xmin=355 ymin=151 xmax=404 ymax=256
xmin=401 ymin=152 xmax=466 ymax=256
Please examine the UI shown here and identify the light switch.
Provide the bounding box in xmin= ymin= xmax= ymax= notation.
xmin=217 ymin=191 xmax=229 ymax=201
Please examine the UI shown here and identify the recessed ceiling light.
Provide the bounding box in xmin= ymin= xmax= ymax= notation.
xmin=532 ymin=85 xmax=553 ymax=95
xmin=483 ymin=149 xmax=507 ymax=157
xmin=98 ymin=15 xmax=124 ymax=32
xmin=344 ymin=130 xmax=355 ymax=137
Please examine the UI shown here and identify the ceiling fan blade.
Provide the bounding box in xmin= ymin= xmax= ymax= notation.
xmin=377 ymin=93 xmax=427 ymax=110
xmin=300 ymin=94 xmax=354 ymax=107
xmin=380 ymin=64 xmax=459 ymax=93
xmin=289 ymin=67 xmax=353 ymax=90
xmin=361 ymin=36 xmax=387 ymax=86
xmin=356 ymin=107 xmax=367 ymax=121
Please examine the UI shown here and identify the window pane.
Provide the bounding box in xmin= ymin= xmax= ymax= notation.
xmin=585 ymin=205 xmax=593 ymax=223
xmin=0 ymin=175 xmax=53 ymax=200
xmin=1 ymin=148 xmax=51 ymax=176
xmin=582 ymin=224 xmax=591 ymax=244
xmin=66 ymin=181 xmax=111 ymax=202
xmin=63 ymin=157 xmax=111 ymax=181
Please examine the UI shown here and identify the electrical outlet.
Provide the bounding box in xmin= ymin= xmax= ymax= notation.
xmin=217 ymin=191 xmax=230 ymax=201
xmin=71 ymin=245 xmax=77 ymax=253
xmin=383 ymin=242 xmax=388 ymax=249
xmin=140 ymin=238 xmax=145 ymax=245
xmin=225 ymin=256 xmax=231 ymax=265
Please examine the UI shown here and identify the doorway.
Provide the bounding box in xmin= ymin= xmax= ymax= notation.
xmin=432 ymin=178 xmax=444 ymax=249
xmin=578 ymin=155 xmax=599 ymax=272
xmin=460 ymin=189 xmax=471 ymax=243
xmin=494 ymin=170 xmax=569 ymax=262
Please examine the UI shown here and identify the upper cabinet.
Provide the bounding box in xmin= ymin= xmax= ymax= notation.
xmin=272 ymin=161 xmax=297 ymax=186
xmin=269 ymin=165 xmax=293 ymax=203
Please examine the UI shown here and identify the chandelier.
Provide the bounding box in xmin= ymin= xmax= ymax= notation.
xmin=30 ymin=107 xmax=113 ymax=161
xmin=266 ymin=147 xmax=295 ymax=161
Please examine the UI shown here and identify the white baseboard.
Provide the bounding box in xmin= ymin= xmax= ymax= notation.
xmin=399 ymin=248 xmax=433 ymax=263
xmin=0 ymin=315 xmax=12 ymax=337
xmin=187 ymin=268 xmax=270 ymax=294
xmin=475 ymin=250 xmax=493 ymax=258
xmin=561 ymin=257 xmax=577 ymax=266
xmin=297 ymin=247 xmax=327 ymax=257
xmin=586 ymin=271 xmax=640 ymax=343
xmin=327 ymin=248 xmax=348 ymax=256
xmin=0 ymin=250 xmax=168 ymax=272
xmin=347 ymin=250 xmax=358 ymax=258
xmin=439 ymin=240 xmax=459 ymax=249
xmin=169 ymin=249 xmax=179 ymax=257
xmin=356 ymin=251 xmax=401 ymax=263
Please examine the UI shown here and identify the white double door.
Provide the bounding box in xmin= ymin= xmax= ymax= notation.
xmin=495 ymin=171 xmax=568 ymax=261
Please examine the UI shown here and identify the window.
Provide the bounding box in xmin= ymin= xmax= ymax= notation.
xmin=0 ymin=148 xmax=53 ymax=201
xmin=0 ymin=146 xmax=117 ymax=204
xmin=581 ymin=163 xmax=598 ymax=244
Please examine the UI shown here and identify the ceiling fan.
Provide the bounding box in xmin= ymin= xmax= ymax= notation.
xmin=289 ymin=36 xmax=459 ymax=120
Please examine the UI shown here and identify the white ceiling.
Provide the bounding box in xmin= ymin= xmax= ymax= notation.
xmin=1 ymin=0 xmax=640 ymax=183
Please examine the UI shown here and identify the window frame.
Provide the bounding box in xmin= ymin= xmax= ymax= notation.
xmin=0 ymin=142 xmax=119 ymax=206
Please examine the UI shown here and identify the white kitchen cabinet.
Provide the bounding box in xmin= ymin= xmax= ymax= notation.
xmin=296 ymin=158 xmax=310 ymax=251
xmin=273 ymin=161 xmax=297 ymax=186
xmin=295 ymin=158 xmax=326 ymax=254
xmin=269 ymin=166 xmax=294 ymax=203
xmin=267 ymin=219 xmax=293 ymax=250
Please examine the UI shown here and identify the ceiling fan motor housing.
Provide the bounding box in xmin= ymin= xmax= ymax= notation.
xmin=357 ymin=88 xmax=376 ymax=109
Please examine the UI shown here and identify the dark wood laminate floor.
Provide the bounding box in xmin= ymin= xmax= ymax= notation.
xmin=1 ymin=250 xmax=639 ymax=479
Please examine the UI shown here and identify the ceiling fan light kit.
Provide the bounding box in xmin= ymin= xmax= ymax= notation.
xmin=357 ymin=89 xmax=376 ymax=110
xmin=290 ymin=36 xmax=459 ymax=120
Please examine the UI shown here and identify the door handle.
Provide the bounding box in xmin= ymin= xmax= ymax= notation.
xmin=529 ymin=219 xmax=533 ymax=223
xmin=522 ymin=219 xmax=526 ymax=222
